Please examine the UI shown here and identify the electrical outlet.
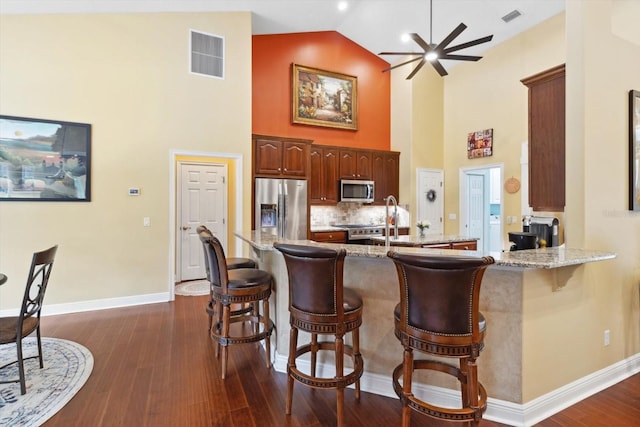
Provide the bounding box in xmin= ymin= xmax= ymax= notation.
xmin=604 ymin=329 xmax=610 ymax=346
xmin=143 ymin=217 xmax=151 ymax=227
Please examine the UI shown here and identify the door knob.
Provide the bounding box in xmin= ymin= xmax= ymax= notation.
xmin=182 ymin=226 xmax=190 ymax=230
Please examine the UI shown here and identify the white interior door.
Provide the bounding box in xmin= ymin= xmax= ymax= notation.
xmin=178 ymin=162 xmax=228 ymax=282
xmin=467 ymin=173 xmax=486 ymax=250
xmin=416 ymin=168 xmax=444 ymax=235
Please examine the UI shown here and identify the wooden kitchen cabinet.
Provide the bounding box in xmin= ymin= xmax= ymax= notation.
xmin=372 ymin=151 xmax=400 ymax=204
xmin=253 ymin=134 xmax=311 ymax=178
xmin=310 ymin=230 xmax=347 ymax=243
xmin=339 ymin=149 xmax=372 ymax=179
xmin=310 ymin=146 xmax=339 ymax=204
xmin=521 ymin=65 xmax=565 ymax=211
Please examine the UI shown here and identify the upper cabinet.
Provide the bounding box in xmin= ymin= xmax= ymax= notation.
xmin=372 ymin=151 xmax=400 ymax=205
xmin=521 ymin=65 xmax=565 ymax=212
xmin=310 ymin=146 xmax=339 ymax=204
xmin=253 ymin=134 xmax=311 ymax=178
xmin=339 ymin=149 xmax=372 ymax=179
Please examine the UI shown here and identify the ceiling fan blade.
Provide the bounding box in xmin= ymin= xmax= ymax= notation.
xmin=405 ymin=59 xmax=427 ymax=79
xmin=443 ymin=35 xmax=494 ymax=54
xmin=379 ymin=52 xmax=424 ymax=56
xmin=434 ymin=23 xmax=467 ymax=51
xmin=429 ymin=59 xmax=448 ymax=77
xmin=439 ymin=54 xmax=483 ymax=62
xmin=382 ymin=56 xmax=424 ymax=73
xmin=410 ymin=33 xmax=433 ymax=53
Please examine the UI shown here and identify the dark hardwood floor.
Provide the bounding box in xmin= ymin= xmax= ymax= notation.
xmin=40 ymin=295 xmax=640 ymax=426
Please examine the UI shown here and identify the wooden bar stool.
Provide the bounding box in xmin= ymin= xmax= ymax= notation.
xmin=198 ymin=232 xmax=274 ymax=379
xmin=196 ymin=225 xmax=257 ymax=331
xmin=387 ymin=252 xmax=495 ymax=426
xmin=274 ymin=243 xmax=364 ymax=427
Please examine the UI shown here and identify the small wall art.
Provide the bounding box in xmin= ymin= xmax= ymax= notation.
xmin=292 ymin=64 xmax=357 ymax=131
xmin=467 ymin=128 xmax=493 ymax=159
xmin=0 ymin=115 xmax=91 ymax=201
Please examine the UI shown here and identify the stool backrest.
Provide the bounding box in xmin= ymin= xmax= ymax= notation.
xmin=388 ymin=252 xmax=494 ymax=344
xmin=274 ymin=243 xmax=346 ymax=320
xmin=196 ymin=225 xmax=214 ymax=283
xmin=198 ymin=230 xmax=229 ymax=291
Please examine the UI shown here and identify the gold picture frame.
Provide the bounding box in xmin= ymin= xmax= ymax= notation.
xmin=630 ymin=89 xmax=640 ymax=211
xmin=292 ymin=64 xmax=357 ymax=131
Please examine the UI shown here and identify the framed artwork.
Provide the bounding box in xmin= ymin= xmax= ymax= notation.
xmin=292 ymin=64 xmax=357 ymax=130
xmin=467 ymin=128 xmax=493 ymax=159
xmin=630 ymin=90 xmax=640 ymax=211
xmin=0 ymin=115 xmax=91 ymax=201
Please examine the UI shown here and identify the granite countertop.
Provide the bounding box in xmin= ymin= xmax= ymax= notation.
xmin=235 ymin=231 xmax=616 ymax=269
xmin=310 ymin=225 xmax=409 ymax=232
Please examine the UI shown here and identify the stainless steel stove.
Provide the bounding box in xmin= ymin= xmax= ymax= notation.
xmin=337 ymin=224 xmax=384 ymax=243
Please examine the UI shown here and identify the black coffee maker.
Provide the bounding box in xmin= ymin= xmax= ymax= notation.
xmin=508 ymin=232 xmax=538 ymax=251
xmin=524 ymin=216 xmax=560 ymax=247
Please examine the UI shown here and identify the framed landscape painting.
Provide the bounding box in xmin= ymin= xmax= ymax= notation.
xmin=630 ymin=90 xmax=640 ymax=211
xmin=0 ymin=115 xmax=91 ymax=201
xmin=292 ymin=64 xmax=357 ymax=130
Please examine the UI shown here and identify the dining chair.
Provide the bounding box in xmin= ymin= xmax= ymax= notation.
xmin=0 ymin=245 xmax=58 ymax=395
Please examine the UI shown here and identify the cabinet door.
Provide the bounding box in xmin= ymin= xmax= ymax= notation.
xmin=339 ymin=149 xmax=357 ymax=179
xmin=384 ymin=152 xmax=400 ymax=201
xmin=356 ymin=150 xmax=372 ymax=179
xmin=310 ymin=146 xmax=339 ymax=204
xmin=372 ymin=152 xmax=386 ymax=204
xmin=254 ymin=139 xmax=283 ymax=175
xmin=309 ymin=148 xmax=323 ymax=203
xmin=322 ymin=148 xmax=339 ymax=203
xmin=282 ymin=141 xmax=308 ymax=177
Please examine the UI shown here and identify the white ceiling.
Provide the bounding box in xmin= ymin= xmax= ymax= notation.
xmin=0 ymin=0 xmax=566 ymax=69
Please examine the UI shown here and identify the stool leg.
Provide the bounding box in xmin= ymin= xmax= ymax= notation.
xmin=213 ymin=301 xmax=222 ymax=359
xmin=286 ymin=326 xmax=298 ymax=415
xmin=352 ymin=328 xmax=361 ymax=400
xmin=460 ymin=357 xmax=470 ymax=407
xmin=263 ymin=297 xmax=271 ymax=368
xmin=310 ymin=333 xmax=318 ymax=377
xmin=402 ymin=347 xmax=413 ymax=427
xmin=220 ymin=304 xmax=231 ymax=379
xmin=336 ymin=333 xmax=344 ymax=427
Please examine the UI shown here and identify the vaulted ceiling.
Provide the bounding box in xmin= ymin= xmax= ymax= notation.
xmin=1 ymin=0 xmax=566 ymax=69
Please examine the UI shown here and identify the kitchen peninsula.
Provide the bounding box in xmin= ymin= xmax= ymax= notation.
xmin=236 ymin=231 xmax=615 ymax=424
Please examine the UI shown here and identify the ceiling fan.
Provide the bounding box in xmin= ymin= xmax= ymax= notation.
xmin=379 ymin=0 xmax=494 ymax=78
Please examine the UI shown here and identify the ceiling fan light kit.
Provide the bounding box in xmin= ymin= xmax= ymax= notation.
xmin=379 ymin=0 xmax=494 ymax=78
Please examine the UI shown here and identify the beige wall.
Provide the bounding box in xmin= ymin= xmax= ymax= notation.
xmin=416 ymin=0 xmax=639 ymax=400
xmin=0 ymin=12 xmax=252 ymax=307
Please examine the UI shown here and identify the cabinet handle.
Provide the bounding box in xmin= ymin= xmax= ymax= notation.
xmin=284 ymin=168 xmax=287 ymax=171
xmin=278 ymin=167 xmax=281 ymax=171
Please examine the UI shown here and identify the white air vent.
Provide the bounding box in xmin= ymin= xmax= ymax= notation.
xmin=190 ymin=30 xmax=224 ymax=79
xmin=501 ymin=10 xmax=522 ymax=23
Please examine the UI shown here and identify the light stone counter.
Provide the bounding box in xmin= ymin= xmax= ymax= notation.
xmin=235 ymin=231 xmax=616 ymax=425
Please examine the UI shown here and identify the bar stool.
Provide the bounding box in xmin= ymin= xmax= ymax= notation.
xmin=198 ymin=232 xmax=274 ymax=379
xmin=274 ymin=243 xmax=364 ymax=427
xmin=196 ymin=225 xmax=257 ymax=331
xmin=387 ymin=252 xmax=495 ymax=426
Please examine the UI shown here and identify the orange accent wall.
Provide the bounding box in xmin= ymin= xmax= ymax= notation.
xmin=252 ymin=31 xmax=390 ymax=150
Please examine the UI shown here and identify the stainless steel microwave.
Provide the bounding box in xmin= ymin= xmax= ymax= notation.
xmin=340 ymin=179 xmax=374 ymax=203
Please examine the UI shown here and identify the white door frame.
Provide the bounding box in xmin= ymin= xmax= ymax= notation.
xmin=168 ymin=149 xmax=243 ymax=301
xmin=459 ymin=163 xmax=503 ymax=251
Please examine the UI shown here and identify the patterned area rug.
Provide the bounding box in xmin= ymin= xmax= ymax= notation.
xmin=0 ymin=337 xmax=93 ymax=427
xmin=175 ymin=280 xmax=209 ymax=296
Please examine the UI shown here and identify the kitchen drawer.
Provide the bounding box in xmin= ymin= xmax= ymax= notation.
xmin=421 ymin=243 xmax=452 ymax=249
xmin=310 ymin=231 xmax=347 ymax=243
xmin=451 ymin=241 xmax=477 ymax=250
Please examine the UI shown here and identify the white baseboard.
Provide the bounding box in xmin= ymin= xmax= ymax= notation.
xmin=0 ymin=292 xmax=170 ymax=317
xmin=273 ymin=351 xmax=640 ymax=427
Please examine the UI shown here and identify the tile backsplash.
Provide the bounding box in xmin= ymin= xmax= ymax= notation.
xmin=311 ymin=203 xmax=410 ymax=227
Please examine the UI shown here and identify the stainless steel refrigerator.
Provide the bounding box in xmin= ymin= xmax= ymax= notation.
xmin=254 ymin=178 xmax=307 ymax=240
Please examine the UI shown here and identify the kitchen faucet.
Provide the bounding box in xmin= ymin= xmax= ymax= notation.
xmin=385 ymin=195 xmax=398 ymax=249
